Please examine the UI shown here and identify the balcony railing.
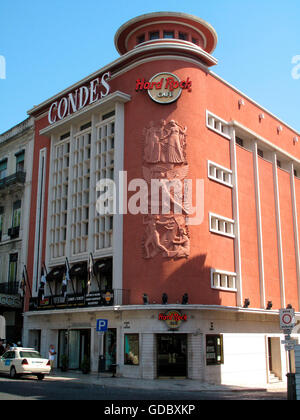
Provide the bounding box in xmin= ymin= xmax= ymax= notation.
xmin=29 ymin=289 xmax=130 ymax=311
xmin=0 ymin=282 xmax=19 ymax=295
xmin=0 ymin=171 xmax=26 ymax=190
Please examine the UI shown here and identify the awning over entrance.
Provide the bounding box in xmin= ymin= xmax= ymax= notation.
xmin=94 ymin=258 xmax=112 ymax=274
xmin=69 ymin=263 xmax=87 ymax=278
xmin=46 ymin=266 xmax=65 ymax=282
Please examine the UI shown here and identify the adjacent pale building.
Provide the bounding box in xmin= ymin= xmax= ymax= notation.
xmin=0 ymin=117 xmax=34 ymax=342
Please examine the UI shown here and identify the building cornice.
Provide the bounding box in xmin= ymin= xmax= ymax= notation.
xmin=24 ymin=303 xmax=300 ymax=320
xmin=0 ymin=117 xmax=34 ymax=145
xmin=39 ymin=91 xmax=131 ymax=137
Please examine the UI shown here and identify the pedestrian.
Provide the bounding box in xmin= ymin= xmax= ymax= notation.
xmin=0 ymin=340 xmax=5 ymax=356
xmin=49 ymin=344 xmax=56 ymax=373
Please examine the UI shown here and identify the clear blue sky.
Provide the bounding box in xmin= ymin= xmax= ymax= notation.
xmin=0 ymin=0 xmax=300 ymax=133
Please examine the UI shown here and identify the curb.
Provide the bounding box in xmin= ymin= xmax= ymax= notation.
xmin=44 ymin=373 xmax=286 ymax=394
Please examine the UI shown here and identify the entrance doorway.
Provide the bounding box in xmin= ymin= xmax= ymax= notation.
xmin=104 ymin=328 xmax=117 ymax=371
xmin=58 ymin=329 xmax=91 ymax=370
xmin=267 ymin=337 xmax=282 ymax=381
xmin=157 ymin=334 xmax=187 ymax=378
xmin=28 ymin=330 xmax=41 ymax=352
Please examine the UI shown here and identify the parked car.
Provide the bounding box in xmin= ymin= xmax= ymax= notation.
xmin=0 ymin=348 xmax=51 ymax=380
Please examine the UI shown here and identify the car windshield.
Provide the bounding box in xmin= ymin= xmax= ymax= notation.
xmin=19 ymin=351 xmax=42 ymax=359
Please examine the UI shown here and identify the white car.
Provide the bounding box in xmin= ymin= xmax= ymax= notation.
xmin=0 ymin=348 xmax=51 ymax=380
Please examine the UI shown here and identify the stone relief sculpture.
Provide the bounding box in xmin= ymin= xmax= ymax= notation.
xmin=142 ymin=119 xmax=190 ymax=260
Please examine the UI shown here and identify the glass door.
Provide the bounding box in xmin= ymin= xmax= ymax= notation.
xmin=157 ymin=334 xmax=187 ymax=378
xmin=68 ymin=330 xmax=80 ymax=369
xmin=104 ymin=328 xmax=116 ymax=371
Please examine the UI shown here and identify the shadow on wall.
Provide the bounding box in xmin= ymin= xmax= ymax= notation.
xmin=132 ymin=253 xmax=221 ymax=307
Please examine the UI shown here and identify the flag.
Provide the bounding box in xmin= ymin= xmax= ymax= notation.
xmin=62 ymin=259 xmax=70 ymax=299
xmin=19 ymin=266 xmax=27 ymax=297
xmin=38 ymin=266 xmax=47 ymax=300
xmin=87 ymin=254 xmax=95 ymax=295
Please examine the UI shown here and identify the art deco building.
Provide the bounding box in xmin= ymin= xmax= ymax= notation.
xmin=21 ymin=12 xmax=300 ymax=386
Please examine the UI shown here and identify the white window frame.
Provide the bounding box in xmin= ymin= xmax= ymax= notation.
xmin=211 ymin=269 xmax=237 ymax=292
xmin=209 ymin=212 xmax=235 ymax=238
xmin=207 ymin=160 xmax=233 ymax=188
xmin=206 ymin=110 xmax=231 ymax=140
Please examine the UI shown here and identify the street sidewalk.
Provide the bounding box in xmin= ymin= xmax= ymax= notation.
xmin=46 ymin=369 xmax=287 ymax=394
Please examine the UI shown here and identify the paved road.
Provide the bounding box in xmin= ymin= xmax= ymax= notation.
xmin=0 ymin=376 xmax=286 ymax=401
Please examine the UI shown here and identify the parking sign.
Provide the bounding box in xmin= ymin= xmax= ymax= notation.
xmin=96 ymin=319 xmax=108 ymax=332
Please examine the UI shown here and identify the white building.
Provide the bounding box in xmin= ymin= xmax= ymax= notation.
xmin=0 ymin=117 xmax=34 ymax=342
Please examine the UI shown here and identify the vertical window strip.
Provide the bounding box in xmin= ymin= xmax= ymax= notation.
xmin=51 ymin=140 xmax=70 ymax=259
xmin=94 ymin=117 xmax=115 ymax=251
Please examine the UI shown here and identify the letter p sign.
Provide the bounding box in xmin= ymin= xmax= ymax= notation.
xmin=96 ymin=319 xmax=108 ymax=332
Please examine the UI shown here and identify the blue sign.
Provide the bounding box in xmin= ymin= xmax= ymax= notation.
xmin=96 ymin=319 xmax=108 ymax=332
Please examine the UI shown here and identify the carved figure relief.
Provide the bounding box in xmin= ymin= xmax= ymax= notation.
xmin=142 ymin=119 xmax=190 ymax=260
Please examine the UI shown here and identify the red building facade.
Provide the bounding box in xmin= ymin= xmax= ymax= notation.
xmin=23 ymin=12 xmax=300 ymax=386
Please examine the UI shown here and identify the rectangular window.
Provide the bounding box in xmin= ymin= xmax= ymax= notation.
xmin=8 ymin=253 xmax=18 ymax=284
xmin=137 ymin=34 xmax=145 ymax=44
xmin=207 ymin=161 xmax=233 ymax=188
xmin=124 ymin=334 xmax=139 ymax=365
xmin=15 ymin=151 xmax=25 ymax=172
xmin=209 ymin=213 xmax=235 ymax=238
xmin=179 ymin=32 xmax=188 ymax=40
xmin=206 ymin=335 xmax=224 ymax=365
xmin=60 ymin=132 xmax=70 ymax=141
xmin=192 ymin=37 xmax=199 ymax=45
xmin=12 ymin=200 xmax=21 ymax=228
xmin=80 ymin=122 xmax=92 ymax=131
xmin=206 ymin=111 xmax=230 ymax=139
xmin=0 ymin=159 xmax=7 ymax=179
xmin=163 ymin=31 xmax=174 ymax=39
xmin=102 ymin=110 xmax=115 ymax=121
xmin=257 ymin=149 xmax=264 ymax=158
xmin=236 ymin=137 xmax=244 ymax=147
xmin=149 ymin=31 xmax=159 ymax=40
xmin=211 ymin=269 xmax=237 ymax=292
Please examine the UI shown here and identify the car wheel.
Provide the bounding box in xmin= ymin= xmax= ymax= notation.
xmin=10 ymin=366 xmax=18 ymax=379
xmin=37 ymin=374 xmax=44 ymax=381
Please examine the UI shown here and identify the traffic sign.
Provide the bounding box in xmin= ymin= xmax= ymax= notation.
xmin=285 ymin=344 xmax=295 ymax=351
xmin=96 ymin=319 xmax=108 ymax=332
xmin=279 ymin=309 xmax=295 ymax=330
xmin=282 ymin=339 xmax=297 ymax=345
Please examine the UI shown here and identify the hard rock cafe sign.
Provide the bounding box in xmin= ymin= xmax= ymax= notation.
xmin=159 ymin=310 xmax=187 ymax=330
xmin=135 ymin=72 xmax=192 ymax=104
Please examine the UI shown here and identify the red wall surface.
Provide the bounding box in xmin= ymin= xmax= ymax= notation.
xmin=278 ymin=169 xmax=298 ymax=310
xmin=258 ymin=158 xmax=281 ymax=309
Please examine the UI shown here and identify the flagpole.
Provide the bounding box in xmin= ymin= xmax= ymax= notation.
xmin=43 ymin=262 xmax=56 ymax=308
xmin=92 ymin=254 xmax=103 ymax=295
xmin=66 ymin=257 xmax=77 ymax=303
xmin=25 ymin=265 xmax=32 ymax=298
xmin=20 ymin=266 xmax=26 ymax=313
